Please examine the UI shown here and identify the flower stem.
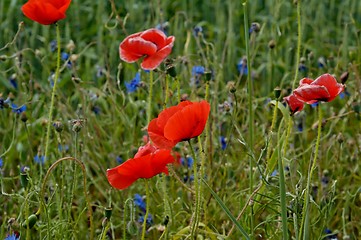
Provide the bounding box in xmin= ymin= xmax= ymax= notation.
xmin=299 ymin=106 xmax=322 ymax=239
xmin=243 ymin=1 xmax=255 ymax=237
xmin=141 ymin=179 xmax=150 ymax=240
xmin=277 ymin=122 xmax=289 ymax=240
xmin=292 ymin=0 xmax=302 ymax=89
xmin=44 ymin=23 xmax=62 ymax=162
xmin=147 ymin=71 xmax=154 ymax=125
xmin=188 ymin=140 xmax=200 ymax=238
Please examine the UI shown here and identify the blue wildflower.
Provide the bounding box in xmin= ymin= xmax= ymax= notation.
xmin=339 ymin=89 xmax=350 ymax=99
xmin=317 ymin=57 xmax=326 ymax=68
xmin=34 ymin=154 xmax=45 ymax=165
xmin=125 ymin=73 xmax=141 ymax=93
xmin=155 ymin=22 xmax=169 ymax=35
xmin=138 ymin=213 xmax=153 ymax=225
xmin=61 ymin=52 xmax=69 ymax=61
xmin=237 ymin=58 xmax=248 ymax=75
xmin=58 ymin=144 xmax=69 ymax=152
xmin=10 ymin=103 xmax=26 ymax=114
xmin=50 ymin=40 xmax=57 ymax=52
xmin=249 ymin=22 xmax=260 ymax=34
xmin=96 ymin=66 xmax=104 ymax=78
xmin=9 ymin=74 xmax=17 ymax=89
xmin=192 ymin=66 xmax=205 ymax=76
xmin=134 ymin=194 xmax=146 ymax=212
xmin=183 ymin=174 xmax=194 ymax=183
xmin=298 ymin=63 xmax=307 ymax=72
xmin=0 ymin=158 xmax=3 ymax=169
xmin=143 ymin=70 xmax=150 ymax=73
xmin=48 ymin=73 xmax=61 ymax=87
xmin=297 ymin=122 xmax=303 ymax=132
xmin=193 ymin=26 xmax=203 ymax=37
xmin=4 ymin=233 xmax=19 ymax=240
xmin=324 ymin=228 xmax=338 ymax=240
xmin=270 ymin=170 xmax=278 ymax=177
xmin=116 ymin=156 xmax=123 ymax=164
xmin=181 ymin=157 xmax=193 ymax=169
xmin=219 ymin=136 xmax=227 ymax=150
xmin=310 ymin=102 xmax=319 ymax=108
xmin=91 ymin=105 xmax=101 ymax=115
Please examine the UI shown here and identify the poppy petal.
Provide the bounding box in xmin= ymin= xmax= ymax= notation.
xmin=148 ymin=118 xmax=177 ymax=149
xmin=284 ymin=94 xmax=304 ymax=114
xmin=293 ymin=85 xmax=330 ymax=103
xmin=299 ymin=77 xmax=314 ymax=86
xmin=140 ymin=28 xmax=167 ymax=49
xmin=149 ymin=149 xmax=175 ymax=176
xmin=141 ymin=45 xmax=172 ymax=70
xmin=311 ymin=73 xmax=344 ymax=101
xmin=107 ymin=165 xmax=138 ymax=190
xmin=164 ymin=100 xmax=210 ymax=141
xmin=134 ymin=142 xmax=158 ymax=158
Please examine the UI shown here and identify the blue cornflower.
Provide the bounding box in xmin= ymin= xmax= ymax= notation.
xmin=96 ymin=66 xmax=104 ymax=78
xmin=181 ymin=157 xmax=193 ymax=169
xmin=138 ymin=213 xmax=153 ymax=225
xmin=116 ymin=156 xmax=123 ymax=164
xmin=183 ymin=174 xmax=194 ymax=183
xmin=297 ymin=122 xmax=303 ymax=132
xmin=10 ymin=103 xmax=26 ymax=114
xmin=155 ymin=22 xmax=169 ymax=35
xmin=317 ymin=57 xmax=326 ymax=68
xmin=270 ymin=170 xmax=278 ymax=177
xmin=324 ymin=228 xmax=338 ymax=240
xmin=48 ymin=73 xmax=61 ymax=87
xmin=249 ymin=22 xmax=260 ymax=34
xmin=5 ymin=233 xmax=19 ymax=240
xmin=193 ymin=26 xmax=203 ymax=37
xmin=339 ymin=89 xmax=350 ymax=99
xmin=0 ymin=158 xmax=3 ymax=169
xmin=0 ymin=98 xmax=6 ymax=109
xmin=61 ymin=52 xmax=69 ymax=61
xmin=58 ymin=144 xmax=69 ymax=152
xmin=134 ymin=194 xmax=146 ymax=212
xmin=298 ymin=63 xmax=307 ymax=72
xmin=310 ymin=102 xmax=319 ymax=108
xmin=50 ymin=40 xmax=57 ymax=52
xmin=9 ymin=74 xmax=17 ymax=89
xmin=192 ymin=66 xmax=205 ymax=76
xmin=91 ymin=105 xmax=101 ymax=115
xmin=34 ymin=154 xmax=45 ymax=165
xmin=219 ymin=136 xmax=227 ymax=150
xmin=125 ymin=73 xmax=141 ymax=93
xmin=237 ymin=58 xmax=248 ymax=75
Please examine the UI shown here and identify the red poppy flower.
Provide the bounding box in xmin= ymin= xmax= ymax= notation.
xmin=119 ymin=28 xmax=175 ymax=70
xmin=107 ymin=148 xmax=175 ymax=190
xmin=148 ymin=100 xmax=211 ymax=149
xmin=293 ymin=74 xmax=344 ymax=103
xmin=21 ymin=0 xmax=72 ymax=25
xmin=284 ymin=93 xmax=304 ymax=115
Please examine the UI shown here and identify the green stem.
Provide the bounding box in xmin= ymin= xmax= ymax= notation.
xmin=189 ymin=140 xmax=200 ymax=238
xmin=37 ymin=157 xmax=93 ymax=239
xmin=141 ymin=179 xmax=150 ymax=240
xmin=292 ymin=0 xmax=302 ymax=89
xmin=266 ymin=99 xmax=279 ymax=162
xmin=299 ymin=106 xmax=322 ymax=239
xmin=147 ymin=71 xmax=154 ymax=125
xmin=164 ymin=74 xmax=169 ymax=109
xmin=176 ymin=76 xmax=181 ymax=103
xmin=44 ymin=23 xmax=62 ymax=162
xmin=277 ymin=121 xmax=288 ymax=240
xmin=243 ymin=1 xmax=255 ymax=237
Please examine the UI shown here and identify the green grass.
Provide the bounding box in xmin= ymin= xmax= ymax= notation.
xmin=1 ymin=0 xmax=361 ymax=239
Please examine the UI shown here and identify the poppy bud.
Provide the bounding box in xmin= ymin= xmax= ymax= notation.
xmin=250 ymin=22 xmax=260 ymax=33
xmin=127 ymin=221 xmax=138 ymax=235
xmin=274 ymin=87 xmax=281 ymax=100
xmin=337 ymin=133 xmax=344 ymax=144
xmin=204 ymin=71 xmax=212 ymax=82
xmin=22 ymin=214 xmax=38 ymax=229
xmin=340 ymin=71 xmax=349 ymax=84
xmin=104 ymin=207 xmax=112 ymax=219
xmin=0 ymin=55 xmax=7 ymax=61
xmin=101 ymin=218 xmax=108 ymax=227
xmin=165 ymin=59 xmax=177 ymax=78
xmin=227 ymin=81 xmax=236 ymax=93
xmin=20 ymin=172 xmax=29 ymax=188
xmin=20 ymin=112 xmax=28 ymax=123
xmin=66 ymin=40 xmax=76 ymax=52
xmin=268 ymin=39 xmax=276 ymax=49
xmin=163 ymin=215 xmax=169 ymax=226
xmin=53 ymin=121 xmax=63 ymax=133
xmin=72 ymin=122 xmax=82 ymax=133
